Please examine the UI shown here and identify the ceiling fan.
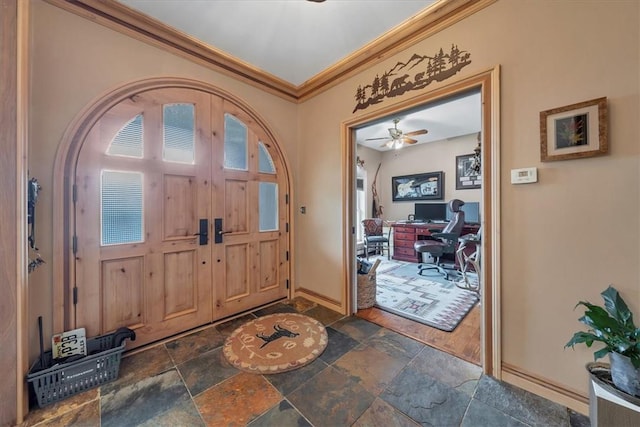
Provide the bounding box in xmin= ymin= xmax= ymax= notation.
xmin=365 ymin=118 xmax=428 ymax=149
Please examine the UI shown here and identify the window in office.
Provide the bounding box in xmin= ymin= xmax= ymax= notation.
xmin=356 ymin=165 xmax=366 ymax=244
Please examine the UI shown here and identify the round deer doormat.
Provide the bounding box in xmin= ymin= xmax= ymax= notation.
xmin=223 ymin=313 xmax=328 ymax=374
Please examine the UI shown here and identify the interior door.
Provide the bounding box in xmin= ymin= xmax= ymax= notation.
xmin=73 ymin=87 xmax=288 ymax=348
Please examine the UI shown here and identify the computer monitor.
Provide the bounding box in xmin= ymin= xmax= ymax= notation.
xmin=446 ymin=201 xmax=480 ymax=224
xmin=414 ymin=203 xmax=447 ymax=222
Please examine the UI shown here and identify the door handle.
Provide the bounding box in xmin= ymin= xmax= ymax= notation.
xmin=214 ymin=218 xmax=230 ymax=244
xmin=194 ymin=219 xmax=208 ymax=245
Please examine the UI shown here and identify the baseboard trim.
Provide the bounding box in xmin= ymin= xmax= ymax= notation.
xmin=501 ymin=362 xmax=589 ymax=416
xmin=295 ymin=288 xmax=344 ymax=314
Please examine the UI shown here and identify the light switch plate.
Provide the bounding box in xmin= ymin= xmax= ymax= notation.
xmin=511 ymin=167 xmax=537 ymax=184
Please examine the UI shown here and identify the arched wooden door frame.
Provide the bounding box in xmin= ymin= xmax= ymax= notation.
xmin=52 ymin=77 xmax=293 ymax=334
xmin=341 ymin=67 xmax=501 ymax=376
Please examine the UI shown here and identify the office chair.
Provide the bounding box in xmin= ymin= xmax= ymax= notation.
xmin=413 ymin=199 xmax=465 ymax=279
xmin=362 ymin=218 xmax=391 ymax=260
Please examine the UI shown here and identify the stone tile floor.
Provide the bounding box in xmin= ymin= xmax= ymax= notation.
xmin=22 ymin=298 xmax=590 ymax=426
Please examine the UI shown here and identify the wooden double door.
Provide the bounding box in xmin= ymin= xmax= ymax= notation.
xmin=73 ymin=87 xmax=289 ymax=348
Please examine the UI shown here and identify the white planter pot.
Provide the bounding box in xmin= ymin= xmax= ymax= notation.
xmin=610 ymin=352 xmax=640 ymax=397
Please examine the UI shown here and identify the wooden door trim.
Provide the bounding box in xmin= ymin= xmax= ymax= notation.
xmin=341 ymin=66 xmax=501 ymax=377
xmin=53 ymin=77 xmax=293 ymax=335
xmin=1 ymin=0 xmax=30 ymax=423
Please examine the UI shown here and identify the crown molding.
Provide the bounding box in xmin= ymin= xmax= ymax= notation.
xmin=297 ymin=0 xmax=496 ymax=101
xmin=45 ymin=0 xmax=495 ymax=103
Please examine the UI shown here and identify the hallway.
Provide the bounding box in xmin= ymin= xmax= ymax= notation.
xmin=22 ymin=298 xmax=588 ymax=426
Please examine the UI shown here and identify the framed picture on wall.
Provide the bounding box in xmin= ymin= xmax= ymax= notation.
xmin=540 ymin=97 xmax=608 ymax=162
xmin=456 ymin=154 xmax=481 ymax=189
xmin=391 ymin=171 xmax=444 ymax=201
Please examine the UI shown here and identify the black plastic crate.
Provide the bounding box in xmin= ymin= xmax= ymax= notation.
xmin=26 ymin=329 xmax=134 ymax=408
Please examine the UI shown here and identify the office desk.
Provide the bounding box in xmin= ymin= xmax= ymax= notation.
xmin=391 ymin=222 xmax=480 ymax=263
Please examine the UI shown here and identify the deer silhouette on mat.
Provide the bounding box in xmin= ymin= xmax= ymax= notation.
xmin=256 ymin=324 xmax=299 ymax=348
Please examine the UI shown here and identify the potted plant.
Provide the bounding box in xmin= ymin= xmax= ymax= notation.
xmin=565 ymin=285 xmax=640 ymax=397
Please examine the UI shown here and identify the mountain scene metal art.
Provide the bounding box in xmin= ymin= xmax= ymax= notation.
xmin=353 ymin=44 xmax=471 ymax=113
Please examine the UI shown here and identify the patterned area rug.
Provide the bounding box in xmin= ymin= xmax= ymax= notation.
xmin=371 ymin=257 xmax=479 ymax=332
xmin=223 ymin=313 xmax=328 ymax=374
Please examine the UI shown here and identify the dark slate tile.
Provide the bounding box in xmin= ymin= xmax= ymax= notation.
xmin=216 ymin=313 xmax=258 ymax=338
xmin=303 ymin=304 xmax=344 ymax=326
xmin=101 ymin=369 xmax=191 ymax=427
xmin=164 ymin=325 xmax=226 ymax=365
xmin=353 ymin=398 xmax=420 ymax=427
xmin=176 ymin=347 xmax=239 ymax=396
xmin=248 ymin=399 xmax=312 ymax=427
xmin=33 ymin=398 xmax=100 ymax=427
xmin=253 ymin=302 xmax=298 ymax=317
xmin=288 ymin=366 xmax=375 ymax=427
xmin=461 ymin=398 xmax=527 ymax=427
xmin=319 ymin=327 xmax=359 ymax=364
xmin=331 ymin=316 xmax=382 ymax=342
xmin=138 ymin=400 xmax=205 ymax=427
xmin=569 ymin=409 xmax=591 ymax=427
xmin=474 ymin=375 xmax=570 ymax=426
xmin=365 ymin=328 xmax=424 ymax=363
xmin=193 ymin=373 xmax=282 ymax=426
xmin=22 ymin=388 xmax=99 ymax=427
xmin=409 ymin=345 xmax=482 ymax=396
xmin=381 ymin=365 xmax=471 ymax=426
xmin=265 ymin=358 xmax=329 ymax=396
xmin=101 ymin=345 xmax=174 ymax=394
xmin=333 ymin=343 xmax=407 ymax=396
xmin=284 ymin=296 xmax=318 ymax=313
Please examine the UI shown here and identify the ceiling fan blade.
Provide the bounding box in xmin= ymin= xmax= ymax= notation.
xmin=403 ymin=137 xmax=418 ymax=144
xmin=404 ymin=129 xmax=428 ymax=137
xmin=366 ymin=137 xmax=391 ymax=141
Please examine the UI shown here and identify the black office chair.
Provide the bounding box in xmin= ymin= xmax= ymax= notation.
xmin=413 ymin=199 xmax=465 ymax=279
xmin=362 ymin=218 xmax=391 ymax=260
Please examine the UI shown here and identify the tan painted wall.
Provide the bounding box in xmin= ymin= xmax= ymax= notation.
xmin=297 ymin=0 xmax=639 ymax=398
xmin=28 ymin=1 xmax=298 ymax=358
xmin=26 ymin=0 xmax=640 ymax=406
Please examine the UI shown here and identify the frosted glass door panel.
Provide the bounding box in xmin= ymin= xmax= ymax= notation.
xmin=224 ymin=114 xmax=248 ymax=170
xmin=163 ymin=103 xmax=195 ymax=164
xmin=107 ymin=114 xmax=143 ymax=158
xmin=101 ymin=170 xmax=144 ymax=245
xmin=259 ymin=182 xmax=278 ymax=231
xmin=258 ymin=142 xmax=275 ymax=173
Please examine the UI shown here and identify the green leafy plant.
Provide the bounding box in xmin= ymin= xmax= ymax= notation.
xmin=565 ymin=285 xmax=640 ymax=368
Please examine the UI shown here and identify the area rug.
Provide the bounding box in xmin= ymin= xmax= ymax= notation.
xmin=372 ymin=258 xmax=479 ymax=332
xmin=223 ymin=313 xmax=328 ymax=374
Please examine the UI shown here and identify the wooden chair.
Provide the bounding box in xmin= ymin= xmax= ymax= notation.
xmin=362 ymin=218 xmax=391 ymax=260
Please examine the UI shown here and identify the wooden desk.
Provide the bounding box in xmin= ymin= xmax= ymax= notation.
xmin=391 ymin=222 xmax=480 ymax=263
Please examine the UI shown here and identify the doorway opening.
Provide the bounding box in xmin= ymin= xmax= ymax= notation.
xmin=342 ymin=68 xmax=501 ymax=376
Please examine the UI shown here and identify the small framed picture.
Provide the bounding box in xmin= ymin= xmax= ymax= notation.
xmin=540 ymin=97 xmax=608 ymax=162
xmin=456 ymin=154 xmax=481 ymax=190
